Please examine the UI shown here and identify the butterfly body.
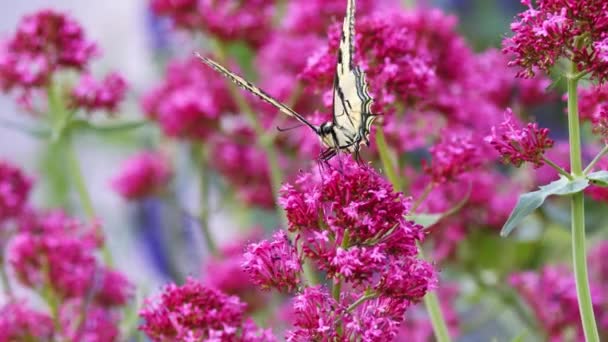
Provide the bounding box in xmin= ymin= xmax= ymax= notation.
xmin=198 ymin=0 xmax=375 ymax=162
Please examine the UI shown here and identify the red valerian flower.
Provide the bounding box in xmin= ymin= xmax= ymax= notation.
xmin=59 ymin=300 xmax=120 ymax=342
xmin=423 ymin=132 xmax=483 ymax=184
xmin=111 ymin=151 xmax=172 ymax=200
xmin=0 ymin=9 xmax=97 ymax=92
xmin=279 ymin=159 xmax=435 ymax=295
xmin=139 ymin=278 xmax=275 ymax=341
xmin=141 ymin=56 xmax=236 ymax=141
xmin=71 ymin=72 xmax=128 ymax=113
xmin=0 ymin=160 xmax=32 ymax=223
xmin=504 ymin=0 xmax=608 ymax=81
xmin=242 ymin=230 xmax=303 ymax=292
xmin=285 ymin=286 xmax=343 ymax=342
xmin=150 ymin=0 xmax=276 ymax=46
xmin=0 ymin=302 xmax=54 ymax=341
xmin=485 ymin=108 xmax=554 ymax=168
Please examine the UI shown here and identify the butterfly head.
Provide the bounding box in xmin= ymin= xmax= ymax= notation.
xmin=318 ymin=122 xmax=337 ymax=149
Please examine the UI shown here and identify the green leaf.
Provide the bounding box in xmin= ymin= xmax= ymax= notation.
xmin=71 ymin=119 xmax=148 ymax=133
xmin=587 ymin=170 xmax=608 ymax=187
xmin=408 ymin=213 xmax=442 ymax=228
xmin=501 ymin=176 xmax=589 ymax=237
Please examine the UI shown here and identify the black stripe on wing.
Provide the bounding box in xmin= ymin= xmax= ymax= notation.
xmin=196 ymin=53 xmax=319 ymax=133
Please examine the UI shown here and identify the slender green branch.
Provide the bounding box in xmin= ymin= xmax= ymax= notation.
xmin=332 ymin=230 xmax=351 ymax=302
xmin=375 ymin=129 xmax=402 ymax=191
xmin=541 ymin=156 xmax=573 ymax=180
xmin=412 ymin=184 xmax=433 ymax=213
xmin=567 ymin=62 xmax=600 ymax=342
xmin=0 ymin=257 xmax=13 ymax=299
xmin=196 ymin=143 xmax=217 ymax=255
xmin=584 ymin=144 xmax=608 ymax=175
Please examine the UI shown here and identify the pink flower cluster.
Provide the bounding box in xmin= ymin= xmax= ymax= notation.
xmin=423 ymin=132 xmax=483 ymax=184
xmin=239 ymin=160 xmax=436 ymax=339
xmin=504 ymin=0 xmax=608 ymax=81
xmin=142 ymin=56 xmax=235 ymax=141
xmin=71 ymin=72 xmax=128 ymax=113
xmin=486 ymin=108 xmax=554 ymax=168
xmin=111 ymin=151 xmax=172 ymax=200
xmin=0 ymin=9 xmax=97 ymax=91
xmin=0 ymin=160 xmax=32 ymax=223
xmin=510 ymin=241 xmax=608 ymax=340
xmin=139 ymin=278 xmax=275 ymax=341
xmin=0 ymin=302 xmax=54 ymax=341
xmin=150 ymin=0 xmax=276 ymax=46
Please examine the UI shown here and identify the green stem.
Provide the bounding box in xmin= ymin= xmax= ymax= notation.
xmin=583 ymin=144 xmax=608 ymax=175
xmin=0 ymin=257 xmax=13 ymax=299
xmin=197 ymin=144 xmax=217 ymax=255
xmin=65 ymin=134 xmax=114 ymax=267
xmin=375 ymin=124 xmax=451 ymax=342
xmin=541 ymin=156 xmax=573 ymax=180
xmin=375 ymin=129 xmax=402 ymax=191
xmin=210 ymin=41 xmax=318 ymax=285
xmin=567 ymin=63 xmax=600 ymax=342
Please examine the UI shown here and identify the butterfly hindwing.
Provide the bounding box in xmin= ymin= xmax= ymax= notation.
xmin=196 ymin=53 xmax=319 ymax=132
xmin=332 ymin=0 xmax=375 ymax=150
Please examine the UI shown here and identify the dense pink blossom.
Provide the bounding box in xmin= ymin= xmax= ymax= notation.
xmin=0 ymin=302 xmax=54 ymax=341
xmin=59 ymin=300 xmax=120 ymax=342
xmin=243 ymin=230 xmax=302 ymax=292
xmin=510 ymin=266 xmax=604 ymax=341
xmin=285 ymin=286 xmax=343 ymax=341
xmin=0 ymin=160 xmax=32 ymax=222
xmin=0 ymin=9 xmax=97 ymax=92
xmin=423 ymin=132 xmax=483 ymax=184
xmin=142 ymin=56 xmax=235 ymax=140
xmin=9 ymin=210 xmax=106 ymax=299
xmin=111 ymin=151 xmax=172 ymax=200
xmin=486 ymin=108 xmax=554 ymax=168
xmin=203 ymin=231 xmax=267 ymax=312
xmin=151 ymin=0 xmax=275 ymax=46
xmin=279 ymin=159 xmax=435 ymax=295
xmin=94 ymin=268 xmax=134 ymax=307
xmin=139 ymin=278 xmax=275 ymax=341
xmin=579 ymin=85 xmax=608 ymax=122
xmin=208 ymin=122 xmax=276 ymax=209
xmin=343 ymin=296 xmax=410 ymax=341
xmin=71 ymin=72 xmax=128 ymax=113
xmin=504 ymin=0 xmax=608 ymax=81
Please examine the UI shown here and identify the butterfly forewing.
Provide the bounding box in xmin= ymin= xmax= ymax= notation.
xmin=196 ymin=53 xmax=319 ymax=133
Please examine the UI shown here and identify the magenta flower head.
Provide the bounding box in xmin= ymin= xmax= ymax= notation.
xmin=485 ymin=108 xmax=554 ymax=168
xmin=0 ymin=302 xmax=54 ymax=341
xmin=71 ymin=72 xmax=128 ymax=113
xmin=286 ymin=286 xmax=343 ymax=341
xmin=111 ymin=151 xmax=172 ymax=200
xmin=0 ymin=160 xmax=32 ymax=223
xmin=504 ymin=0 xmax=608 ymax=81
xmin=0 ymin=9 xmax=97 ymax=92
xmin=59 ymin=300 xmax=120 ymax=342
xmin=423 ymin=132 xmax=483 ymax=184
xmin=279 ymin=159 xmax=435 ymax=296
xmin=242 ymin=230 xmax=303 ymax=292
xmin=141 ymin=56 xmax=235 ymax=141
xmin=151 ymin=0 xmax=275 ymax=46
xmin=139 ymin=277 xmax=275 ymax=341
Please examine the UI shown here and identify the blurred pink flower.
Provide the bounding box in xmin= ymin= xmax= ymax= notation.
xmin=0 ymin=160 xmax=32 ymax=223
xmin=141 ymin=56 xmax=235 ymax=141
xmin=423 ymin=132 xmax=483 ymax=184
xmin=111 ymin=151 xmax=172 ymax=200
xmin=0 ymin=9 xmax=97 ymax=92
xmin=71 ymin=72 xmax=128 ymax=113
xmin=486 ymin=108 xmax=554 ymax=168
xmin=0 ymin=302 xmax=54 ymax=341
xmin=59 ymin=300 xmax=120 ymax=342
xmin=151 ymin=0 xmax=276 ymax=46
xmin=139 ymin=278 xmax=275 ymax=341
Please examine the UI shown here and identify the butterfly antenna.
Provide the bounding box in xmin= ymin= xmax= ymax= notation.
xmin=276 ymin=123 xmax=305 ymax=132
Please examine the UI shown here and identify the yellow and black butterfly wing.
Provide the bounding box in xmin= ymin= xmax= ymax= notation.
xmin=196 ymin=53 xmax=319 ymax=133
xmin=332 ymin=0 xmax=375 ymax=149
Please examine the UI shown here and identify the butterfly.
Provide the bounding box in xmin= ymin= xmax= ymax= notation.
xmin=197 ymin=0 xmax=376 ymax=162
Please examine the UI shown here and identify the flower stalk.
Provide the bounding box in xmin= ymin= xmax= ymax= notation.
xmin=196 ymin=143 xmax=217 ymax=255
xmin=567 ymin=62 xmax=600 ymax=342
xmin=376 ymin=126 xmax=452 ymax=342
